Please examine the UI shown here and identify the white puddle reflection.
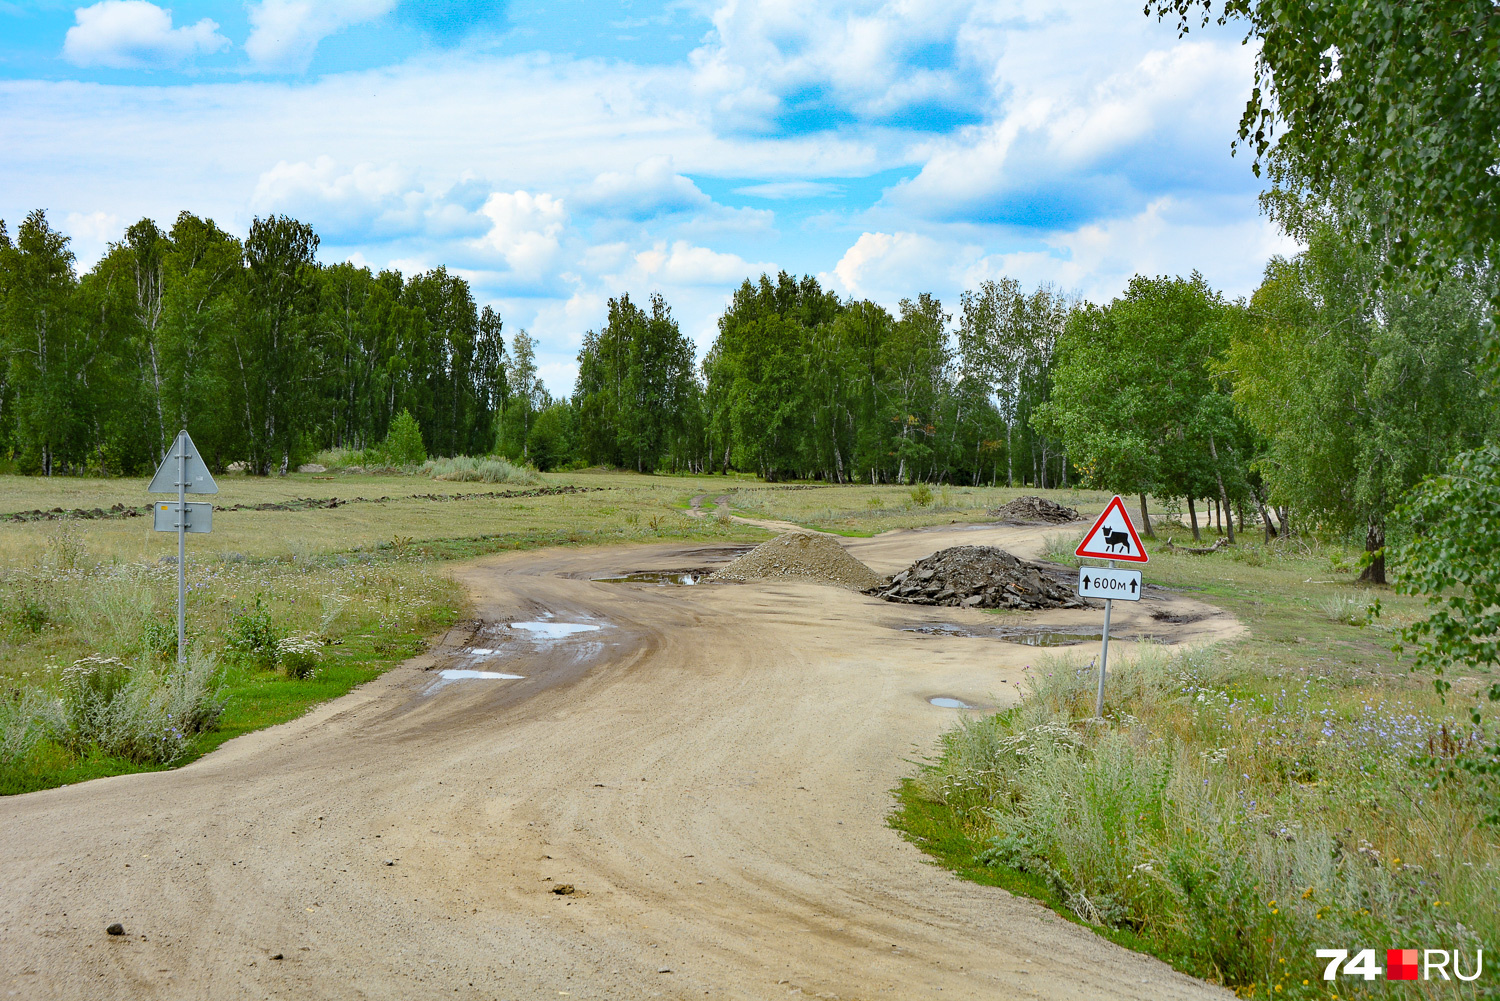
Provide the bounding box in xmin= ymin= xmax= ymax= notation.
xmin=509 ymin=621 xmax=601 ymax=640
xmin=929 ymin=697 xmax=973 ymax=709
xmin=440 ymin=669 xmax=524 ymax=680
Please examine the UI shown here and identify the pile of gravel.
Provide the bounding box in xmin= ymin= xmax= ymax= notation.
xmin=869 ymin=545 xmax=1089 ymax=610
xmin=708 ymin=532 xmax=884 ymax=590
xmin=989 ymin=495 xmax=1080 ymax=524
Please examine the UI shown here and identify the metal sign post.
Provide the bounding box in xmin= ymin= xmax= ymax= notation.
xmin=1074 ymin=495 xmax=1149 ymax=719
xmin=148 ymin=431 xmax=218 ymax=664
xmin=1096 ymin=561 xmax=1114 ymax=718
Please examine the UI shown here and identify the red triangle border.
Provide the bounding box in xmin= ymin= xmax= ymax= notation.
xmin=1075 ymin=495 xmax=1149 ymax=563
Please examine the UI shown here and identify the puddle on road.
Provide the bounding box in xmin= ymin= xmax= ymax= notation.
xmin=995 ymin=629 xmax=1103 ymax=647
xmin=508 ymin=621 xmax=602 ymax=640
xmin=930 ymin=697 xmax=974 ymax=709
xmin=439 ymin=669 xmax=525 ymax=680
xmin=593 ymin=571 xmax=706 ymax=586
xmin=900 ymin=623 xmax=1102 ymax=646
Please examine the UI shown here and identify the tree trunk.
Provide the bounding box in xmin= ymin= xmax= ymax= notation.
xmin=1186 ymin=496 xmax=1201 ymax=541
xmin=1358 ymin=516 xmax=1387 ymax=585
xmin=1277 ymin=506 xmax=1291 ymax=537
xmin=1207 ymin=433 xmax=1234 ymax=543
xmin=1138 ymin=493 xmax=1154 ymax=537
xmin=1251 ymin=484 xmax=1277 ymax=542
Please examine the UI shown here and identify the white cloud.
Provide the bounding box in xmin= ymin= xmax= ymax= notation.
xmin=576 ymin=157 xmax=710 ymax=219
xmin=825 ymin=230 xmax=978 ymax=307
xmin=244 ymin=0 xmax=396 ymax=71
xmin=688 ymin=0 xmax=983 ymax=129
xmin=628 ymin=240 xmax=769 ymax=287
xmin=250 ymin=157 xmax=486 ymax=240
xmin=63 ymin=1 xmax=228 ymax=69
xmin=473 ymin=190 xmax=568 ymax=280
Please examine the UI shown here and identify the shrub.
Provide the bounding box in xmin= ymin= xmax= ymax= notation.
xmin=421 ymin=455 xmax=538 ymax=484
xmin=1317 ymin=590 xmax=1369 ymax=625
xmin=59 ymin=653 xmax=224 ymax=763
xmin=910 ymin=483 xmax=934 ymax=507
xmin=382 ymin=410 xmax=428 ymax=466
xmin=276 ymin=634 xmax=322 ymax=679
xmin=0 ymin=687 xmax=61 ymax=765
xmin=225 ymin=596 xmax=280 ymax=666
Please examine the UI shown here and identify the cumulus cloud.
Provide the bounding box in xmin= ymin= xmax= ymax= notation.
xmin=250 ymin=156 xmax=485 ymax=241
xmin=245 ymin=0 xmax=396 ymax=71
xmin=883 ymin=32 xmax=1257 ymax=227
xmin=826 ymin=230 xmax=978 ymax=306
xmin=473 ymin=190 xmax=568 ymax=280
xmin=63 ymin=1 xmax=228 ymax=69
xmin=576 ymin=157 xmax=710 ymax=220
xmin=629 ymin=240 xmax=769 ymax=287
xmin=689 ymin=0 xmax=986 ymax=131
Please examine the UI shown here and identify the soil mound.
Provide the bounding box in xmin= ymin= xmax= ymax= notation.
xmin=870 ymin=545 xmax=1088 ymax=610
xmin=988 ymin=495 xmax=1079 ymax=524
xmin=709 ymin=532 xmax=884 ymax=590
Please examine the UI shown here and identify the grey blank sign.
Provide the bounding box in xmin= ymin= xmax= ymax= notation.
xmin=153 ymin=502 xmax=213 ymax=534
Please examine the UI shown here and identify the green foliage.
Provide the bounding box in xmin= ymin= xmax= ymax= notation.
xmin=909 ymin=483 xmax=933 ymax=507
xmin=1228 ymin=230 xmax=1494 ymax=579
xmin=1035 ymin=273 xmax=1247 ymax=538
xmin=1149 ymin=0 xmax=1500 ymax=288
xmin=224 ymin=596 xmax=280 ymax=666
xmin=1393 ymin=445 xmax=1500 ymax=692
xmin=1391 ymin=446 xmax=1500 ymax=813
xmin=575 ymin=293 xmax=699 ymax=473
xmin=380 ymin=409 xmax=428 ymax=466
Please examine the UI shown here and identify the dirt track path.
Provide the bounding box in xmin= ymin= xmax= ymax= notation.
xmin=0 ymin=524 xmax=1238 ymax=1000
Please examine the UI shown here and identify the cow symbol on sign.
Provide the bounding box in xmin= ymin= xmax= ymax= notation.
xmin=1100 ymin=526 xmax=1132 ymax=555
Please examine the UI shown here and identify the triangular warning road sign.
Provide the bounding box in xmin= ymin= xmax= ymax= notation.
xmin=1075 ymin=495 xmax=1148 ymax=563
xmin=148 ymin=430 xmax=219 ymax=495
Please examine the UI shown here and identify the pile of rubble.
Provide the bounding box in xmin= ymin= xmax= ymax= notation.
xmin=708 ymin=532 xmax=884 ymax=590
xmin=869 ymin=545 xmax=1090 ymax=610
xmin=988 ymin=495 xmax=1080 ymax=524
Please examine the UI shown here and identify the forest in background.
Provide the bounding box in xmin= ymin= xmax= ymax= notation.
xmin=0 ymin=205 xmax=1495 ymax=582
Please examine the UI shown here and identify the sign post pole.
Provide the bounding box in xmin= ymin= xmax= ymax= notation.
xmin=148 ymin=430 xmax=217 ymax=667
xmin=177 ymin=434 xmax=187 ymax=664
xmin=1095 ymin=559 xmax=1114 ymax=719
xmin=1073 ymin=496 xmax=1149 ymax=721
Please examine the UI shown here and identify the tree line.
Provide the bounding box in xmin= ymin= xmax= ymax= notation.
xmin=2 ymin=207 xmax=1495 ymax=584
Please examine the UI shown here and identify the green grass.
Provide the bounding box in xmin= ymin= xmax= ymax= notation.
xmin=893 ymin=525 xmax=1499 ymax=998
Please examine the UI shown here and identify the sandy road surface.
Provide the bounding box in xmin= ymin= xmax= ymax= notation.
xmin=1 ymin=524 xmax=1239 ymax=1001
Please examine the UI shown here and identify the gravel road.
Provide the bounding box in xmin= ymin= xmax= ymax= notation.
xmin=0 ymin=523 xmax=1238 ymax=1000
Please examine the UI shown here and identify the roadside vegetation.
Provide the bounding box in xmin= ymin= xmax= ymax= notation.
xmin=895 ymin=521 xmax=1498 ymax=999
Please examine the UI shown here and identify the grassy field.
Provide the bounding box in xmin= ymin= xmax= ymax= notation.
xmin=0 ymin=468 xmax=1090 ymax=794
xmin=893 ymin=519 xmax=1497 ymax=999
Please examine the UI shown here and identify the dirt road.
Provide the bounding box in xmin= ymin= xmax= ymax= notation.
xmin=0 ymin=524 xmax=1238 ymax=1000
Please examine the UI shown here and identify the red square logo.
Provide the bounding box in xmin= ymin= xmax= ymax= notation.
xmin=1387 ymin=949 xmax=1419 ymax=981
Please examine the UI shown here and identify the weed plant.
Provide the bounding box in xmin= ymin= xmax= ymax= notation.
xmin=0 ymin=550 xmax=458 ymax=792
xmin=898 ymin=647 xmax=1497 ymax=998
xmin=422 ymin=455 xmax=539 ymax=485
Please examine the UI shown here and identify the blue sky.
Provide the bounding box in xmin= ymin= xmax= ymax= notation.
xmin=0 ymin=0 xmax=1294 ymax=393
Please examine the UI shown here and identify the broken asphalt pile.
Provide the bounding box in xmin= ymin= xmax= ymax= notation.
xmin=869 ymin=545 xmax=1090 ymax=610
xmin=988 ymin=495 xmax=1080 ymax=524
